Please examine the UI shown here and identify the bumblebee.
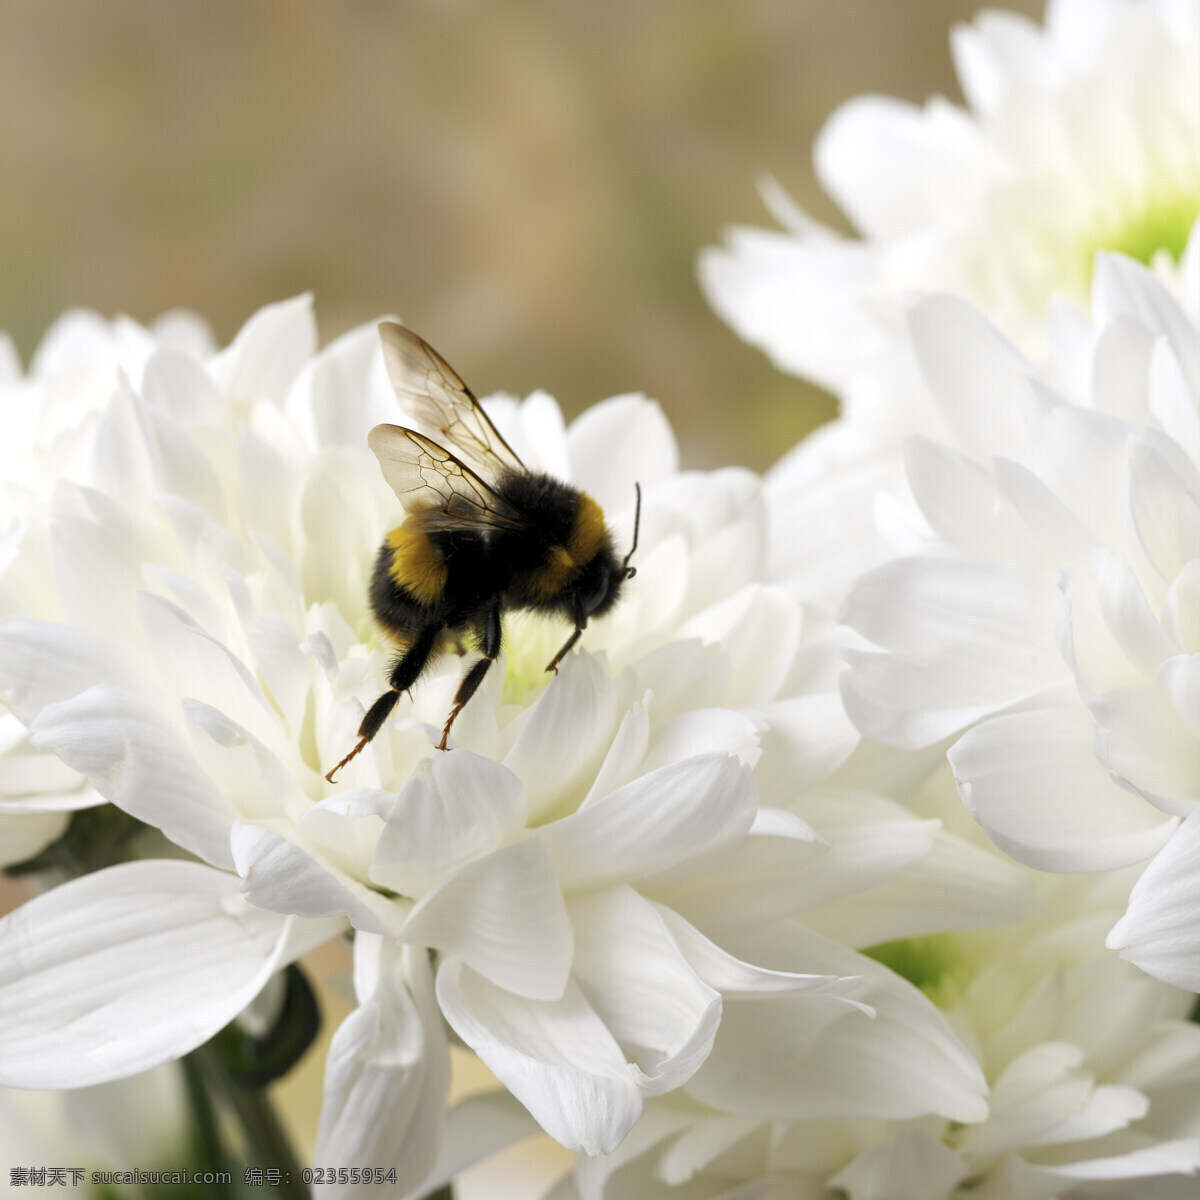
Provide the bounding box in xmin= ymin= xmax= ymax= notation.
xmin=324 ymin=322 xmax=640 ymax=783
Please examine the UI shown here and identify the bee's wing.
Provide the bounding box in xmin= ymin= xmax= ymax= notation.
xmin=378 ymin=322 xmax=526 ymax=482
xmin=368 ymin=425 xmax=534 ymax=534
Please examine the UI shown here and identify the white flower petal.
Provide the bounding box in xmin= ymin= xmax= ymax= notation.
xmin=315 ymin=944 xmax=449 ymax=1199
xmin=656 ymin=1114 xmax=767 ymax=1188
xmin=830 ymin=1131 xmax=968 ymax=1200
xmin=640 ymin=708 xmax=760 ymax=774
xmin=418 ymin=1090 xmax=544 ymax=1197
xmin=958 ymin=1042 xmax=1147 ymax=1160
xmin=699 ymin=224 xmax=886 ymax=391
xmin=504 ymin=652 xmax=620 ymax=824
xmin=182 ymin=698 xmax=309 ymax=825
xmin=1090 ymin=684 xmax=1199 ymax=816
xmin=567 ymin=396 xmax=679 ymax=512
xmin=0 ymin=617 xmax=153 ymax=726
xmin=30 ymin=684 xmax=239 ymax=870
xmin=436 ymin=959 xmax=641 ymax=1156
xmin=841 ymin=556 xmax=1065 ymax=748
xmin=540 ymin=753 xmax=757 ymax=894
xmin=1107 ymin=808 xmax=1200 ymax=991
xmin=210 ymin=293 xmax=317 ymax=404
xmin=679 ymin=584 xmax=801 ymax=707
xmin=578 ymin=704 xmax=650 ymax=810
xmin=628 ymin=640 xmax=731 ymax=725
xmin=0 ymin=860 xmax=340 ymax=1088
xmin=1093 ymin=253 xmax=1197 ymax=398
xmin=371 ymin=751 xmax=528 ymax=896
xmin=568 ymin=887 xmax=721 ymax=1096
xmin=403 ymin=836 xmax=573 ymax=1002
xmin=687 ymin=924 xmax=987 ymax=1124
xmin=816 ymin=97 xmax=992 ymax=239
xmin=230 ymin=818 xmax=408 ymax=937
xmin=135 ymin=590 xmax=294 ymax=766
xmin=949 ymin=688 xmax=1179 ymax=871
xmin=906 ymin=436 xmax=1035 ymax=563
xmin=908 ymin=294 xmax=1039 ymax=466
xmin=755 ymin=691 xmax=860 ymax=802
xmin=653 ymin=903 xmax=861 ymax=1005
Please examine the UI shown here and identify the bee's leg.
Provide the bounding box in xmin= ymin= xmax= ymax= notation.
xmin=545 ymin=595 xmax=587 ymax=674
xmin=438 ymin=601 xmax=501 ymax=751
xmin=324 ymin=623 xmax=442 ymax=783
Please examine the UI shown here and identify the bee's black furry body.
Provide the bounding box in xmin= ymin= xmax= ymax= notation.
xmin=322 ymin=322 xmax=638 ymax=781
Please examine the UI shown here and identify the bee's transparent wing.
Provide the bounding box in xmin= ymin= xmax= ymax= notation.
xmin=378 ymin=322 xmax=526 ymax=482
xmin=368 ymin=425 xmax=533 ymax=534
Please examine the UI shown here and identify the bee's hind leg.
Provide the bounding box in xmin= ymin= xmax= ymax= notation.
xmin=438 ymin=601 xmax=501 ymax=751
xmin=324 ymin=622 xmax=443 ymax=783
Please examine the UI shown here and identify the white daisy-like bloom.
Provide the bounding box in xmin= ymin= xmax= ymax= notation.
xmin=0 ymin=310 xmax=217 ymax=867
xmin=0 ymin=296 xmax=929 ymax=1191
xmin=430 ymin=768 xmax=1200 ymax=1200
xmin=836 ymin=233 xmax=1199 ymax=997
xmin=701 ymin=0 xmax=1197 ymax=392
xmin=700 ymin=0 xmax=1198 ymax=609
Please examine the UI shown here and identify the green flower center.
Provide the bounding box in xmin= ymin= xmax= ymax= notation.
xmin=1079 ymin=188 xmax=1198 ymax=281
xmin=499 ymin=610 xmax=563 ymax=705
xmin=863 ymin=932 xmax=983 ymax=1010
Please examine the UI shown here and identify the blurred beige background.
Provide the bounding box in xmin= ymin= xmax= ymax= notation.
xmin=0 ymin=0 xmax=1042 ymax=472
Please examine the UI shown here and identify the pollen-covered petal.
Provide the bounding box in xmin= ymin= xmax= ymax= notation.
xmin=435 ymin=959 xmax=642 ymax=1156
xmin=0 ymin=860 xmax=342 ymax=1088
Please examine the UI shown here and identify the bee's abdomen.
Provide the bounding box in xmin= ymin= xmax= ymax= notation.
xmin=384 ymin=524 xmax=448 ymax=604
xmin=368 ymin=530 xmax=445 ymax=644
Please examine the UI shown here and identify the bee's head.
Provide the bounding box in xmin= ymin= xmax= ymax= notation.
xmin=571 ymin=482 xmax=640 ymax=620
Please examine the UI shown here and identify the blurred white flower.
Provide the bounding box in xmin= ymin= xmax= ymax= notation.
xmin=701 ymin=0 xmax=1197 ymax=392
xmin=0 ymin=298 xmax=876 ymax=1191
xmin=0 ymin=1063 xmax=190 ymax=1194
xmin=839 ymin=241 xmax=1199 ymax=992
xmin=700 ymin=0 xmax=1198 ymax=609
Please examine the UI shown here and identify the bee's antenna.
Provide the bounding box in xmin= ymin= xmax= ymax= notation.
xmin=622 ymin=482 xmax=642 ymax=579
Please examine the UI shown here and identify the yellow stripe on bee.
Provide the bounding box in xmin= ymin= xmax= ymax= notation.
xmin=386 ymin=523 xmax=448 ymax=604
xmin=530 ymin=492 xmax=608 ymax=599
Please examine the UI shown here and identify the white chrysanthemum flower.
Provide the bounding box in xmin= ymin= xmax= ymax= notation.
xmin=0 ymin=310 xmax=217 ymax=865
xmin=701 ymin=0 xmax=1198 ymax=392
xmin=429 ymin=768 xmax=1200 ymax=1200
xmin=0 ymin=297 xmax=881 ymax=1190
xmin=700 ymin=0 xmax=1198 ymax=610
xmin=837 ymin=238 xmax=1199 ymax=993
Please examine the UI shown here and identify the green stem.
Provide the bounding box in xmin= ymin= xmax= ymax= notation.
xmin=421 ymin=1187 xmax=454 ymax=1200
xmin=191 ymin=1039 xmax=309 ymax=1199
xmin=179 ymin=1048 xmax=230 ymax=1176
